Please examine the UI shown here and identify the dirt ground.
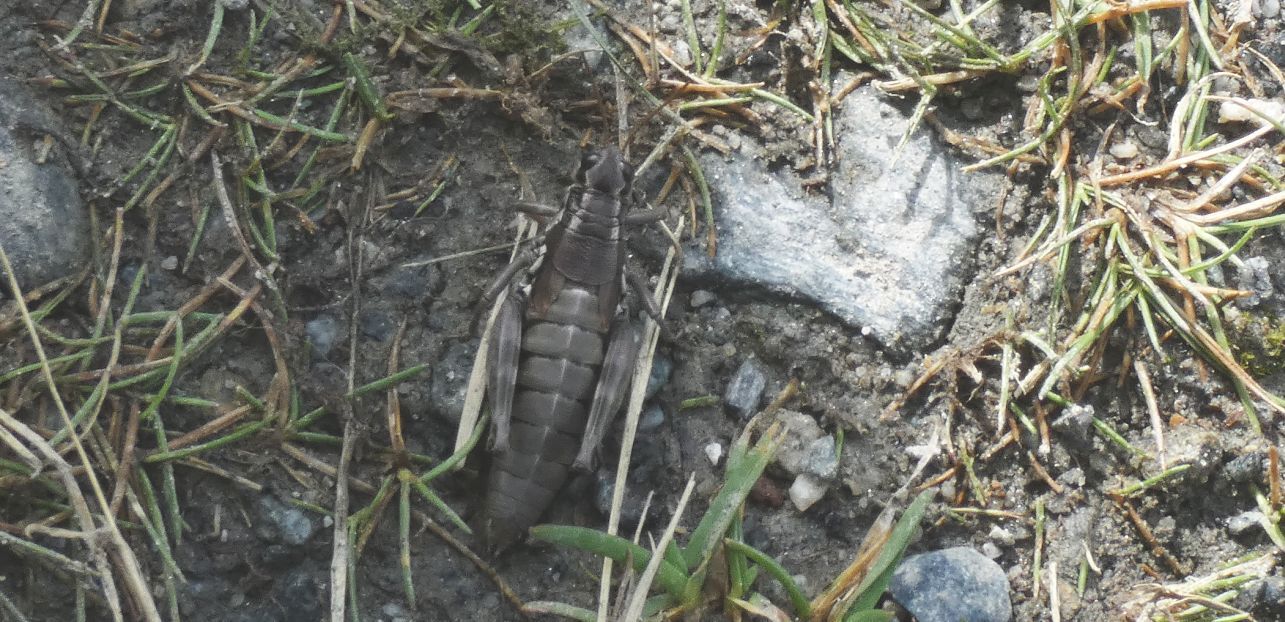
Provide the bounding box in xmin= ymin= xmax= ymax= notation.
xmin=2 ymin=0 xmax=1285 ymax=621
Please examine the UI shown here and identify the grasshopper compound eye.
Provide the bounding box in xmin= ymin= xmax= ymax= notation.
xmin=576 ymin=151 xmax=601 ymax=185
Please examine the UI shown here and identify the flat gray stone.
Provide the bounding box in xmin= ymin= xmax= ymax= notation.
xmin=0 ymin=80 xmax=90 ymax=291
xmin=687 ymin=85 xmax=996 ymax=349
xmin=724 ymin=356 xmax=767 ymax=419
xmin=889 ymin=546 xmax=1012 ymax=622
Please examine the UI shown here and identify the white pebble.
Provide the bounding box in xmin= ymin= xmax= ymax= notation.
xmin=160 ymin=255 xmax=178 ymax=270
xmin=704 ymin=442 xmax=723 ymax=465
xmin=981 ymin=541 xmax=1003 ymax=558
xmin=788 ymin=474 xmax=827 ymax=511
xmin=1109 ymin=141 xmax=1139 ymax=159
xmin=988 ymin=525 xmax=1017 ymax=545
xmin=1218 ymin=98 xmax=1285 ymax=125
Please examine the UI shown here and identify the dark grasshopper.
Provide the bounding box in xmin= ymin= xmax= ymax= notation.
xmin=478 ymin=146 xmax=664 ymax=552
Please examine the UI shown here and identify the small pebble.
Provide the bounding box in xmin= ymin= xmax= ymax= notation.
xmin=1227 ymin=510 xmax=1264 ymax=536
xmin=981 ymin=541 xmax=1002 ymax=558
xmin=800 ymin=436 xmax=838 ymax=479
xmin=988 ymin=525 xmax=1016 ymax=546
xmin=889 ymin=547 xmax=1012 ymax=622
xmin=1109 ymin=141 xmax=1139 ymax=159
xmin=724 ymin=358 xmax=768 ymax=419
xmin=1233 ymin=576 xmax=1285 ymax=616
xmin=670 ymin=40 xmax=692 ymax=67
xmin=704 ymin=442 xmax=724 ymax=465
xmin=689 ymin=289 xmax=717 ymax=308
xmin=1236 ymin=256 xmax=1274 ymax=307
xmin=1219 ymin=98 xmax=1285 ymax=124
xmin=773 ymin=410 xmax=826 ymax=476
xmin=160 ymin=255 xmax=178 ymax=270
xmin=1261 ymin=0 xmax=1282 ymax=18
xmin=382 ymin=602 xmax=411 ymax=620
xmin=645 ymin=356 xmax=673 ymax=400
xmin=1222 ymin=452 xmax=1267 ymax=484
xmin=594 ymin=473 xmax=647 ymax=525
xmin=1057 ymin=467 xmax=1086 ymax=488
xmin=306 ymin=316 xmax=340 ymax=359
xmin=256 ymin=495 xmax=317 ymax=546
xmin=1052 ymin=404 xmax=1094 ymax=443
xmin=788 ymin=474 xmax=827 ymax=511
xmin=638 ymin=404 xmax=665 ymax=431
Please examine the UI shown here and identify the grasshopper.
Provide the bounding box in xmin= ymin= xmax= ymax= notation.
xmin=478 ymin=146 xmax=665 ymax=552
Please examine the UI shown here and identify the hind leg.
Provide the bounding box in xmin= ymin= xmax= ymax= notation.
xmin=486 ymin=289 xmax=524 ymax=453
xmin=574 ymin=316 xmax=641 ymax=471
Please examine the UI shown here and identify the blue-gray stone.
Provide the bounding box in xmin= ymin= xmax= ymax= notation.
xmin=1236 ymin=256 xmax=1274 ymax=308
xmin=305 ymin=315 xmax=340 ymax=359
xmin=0 ymin=80 xmax=90 ymax=291
xmin=645 ymin=355 xmax=673 ymax=401
xmin=724 ymin=357 xmax=767 ymax=419
xmin=638 ymin=403 xmax=665 ymax=431
xmin=889 ymin=547 xmax=1012 ymax=622
xmin=689 ymin=289 xmax=717 ymax=308
xmin=256 ymin=495 xmax=317 ymax=546
xmin=1222 ymin=451 xmax=1267 ymax=484
xmin=685 ymin=84 xmax=997 ymax=350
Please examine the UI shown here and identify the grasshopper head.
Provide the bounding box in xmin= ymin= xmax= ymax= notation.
xmin=576 ymin=146 xmax=632 ymax=197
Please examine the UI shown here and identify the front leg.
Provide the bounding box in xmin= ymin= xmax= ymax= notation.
xmin=486 ymin=290 xmax=525 ymax=453
xmin=574 ymin=317 xmax=642 ymax=471
xmin=517 ymin=184 xmax=583 ymax=223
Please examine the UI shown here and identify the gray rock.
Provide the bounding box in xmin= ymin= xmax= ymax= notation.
xmin=689 ymin=289 xmax=717 ymax=308
xmin=890 ymin=547 xmax=1012 ymax=622
xmin=645 ymin=355 xmax=673 ymax=401
xmin=0 ymin=81 xmax=90 ymax=291
xmin=638 ymin=403 xmax=666 ymax=431
xmin=1234 ymin=576 xmax=1285 ymax=617
xmin=1222 ymin=451 xmax=1267 ymax=484
xmin=772 ymin=410 xmax=827 ymax=476
xmin=594 ymin=472 xmax=648 ymax=526
xmin=255 ymin=495 xmax=317 ymax=546
xmin=1236 ymin=257 xmax=1274 ymax=308
xmin=799 ymin=435 xmax=838 ymax=479
xmin=685 ymin=84 xmax=993 ymax=349
xmin=724 ymin=357 xmax=768 ymax=419
xmin=305 ymin=315 xmax=340 ymax=359
xmin=1051 ymin=404 xmax=1095 ymax=444
xmin=1227 ymin=510 xmax=1264 ymax=536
